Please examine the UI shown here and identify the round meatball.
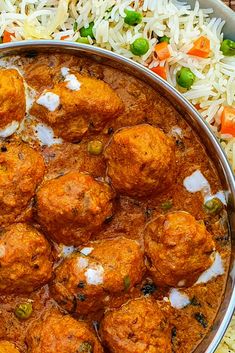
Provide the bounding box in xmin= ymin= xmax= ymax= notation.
xmin=26 ymin=310 xmax=103 ymax=353
xmin=101 ymin=297 xmax=171 ymax=353
xmin=51 ymin=237 xmax=145 ymax=314
xmin=0 ymin=69 xmax=26 ymax=134
xmin=144 ymin=211 xmax=215 ymax=287
xmin=0 ymin=142 xmax=45 ymax=226
xmin=0 ymin=341 xmax=20 ymax=353
xmin=104 ymin=124 xmax=176 ymax=197
xmin=30 ymin=72 xmax=124 ymax=142
xmin=0 ymin=223 xmax=53 ymax=294
xmin=36 ymin=171 xmax=114 ymax=246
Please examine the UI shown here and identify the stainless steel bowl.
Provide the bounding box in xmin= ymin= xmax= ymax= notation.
xmin=0 ymin=39 xmax=234 ymax=353
xmin=187 ymin=0 xmax=235 ymax=40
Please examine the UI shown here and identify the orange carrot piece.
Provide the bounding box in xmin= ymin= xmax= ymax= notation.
xmin=150 ymin=66 xmax=167 ymax=80
xmin=194 ymin=103 xmax=201 ymax=110
xmin=220 ymin=106 xmax=235 ymax=136
xmin=154 ymin=42 xmax=171 ymax=61
xmin=188 ymin=36 xmax=210 ymax=58
xmin=61 ymin=35 xmax=70 ymax=40
xmin=3 ymin=30 xmax=15 ymax=43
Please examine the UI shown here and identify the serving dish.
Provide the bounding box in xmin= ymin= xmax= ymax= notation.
xmin=0 ymin=39 xmax=233 ymax=353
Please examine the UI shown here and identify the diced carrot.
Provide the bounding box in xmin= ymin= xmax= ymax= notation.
xmin=220 ymin=106 xmax=235 ymax=136
xmin=150 ymin=66 xmax=167 ymax=80
xmin=154 ymin=42 xmax=171 ymax=61
xmin=194 ymin=103 xmax=201 ymax=110
xmin=61 ymin=35 xmax=69 ymax=40
xmin=3 ymin=30 xmax=15 ymax=43
xmin=188 ymin=36 xmax=210 ymax=58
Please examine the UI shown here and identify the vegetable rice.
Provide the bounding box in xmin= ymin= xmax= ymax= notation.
xmin=0 ymin=1 xmax=234 ymax=350
xmin=216 ymin=316 xmax=235 ymax=353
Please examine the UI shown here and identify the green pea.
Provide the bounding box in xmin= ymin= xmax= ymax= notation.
xmin=220 ymin=39 xmax=235 ymax=56
xmin=79 ymin=342 xmax=93 ymax=353
xmin=124 ymin=9 xmax=142 ymax=26
xmin=130 ymin=38 xmax=149 ymax=56
xmin=176 ymin=67 xmax=196 ymax=89
xmin=123 ymin=275 xmax=131 ymax=291
xmin=76 ymin=37 xmax=90 ymax=44
xmin=159 ymin=35 xmax=170 ymax=44
xmin=87 ymin=140 xmax=103 ymax=155
xmin=80 ymin=22 xmax=95 ymax=39
xmin=161 ymin=200 xmax=173 ymax=211
xmin=14 ymin=302 xmax=33 ymax=320
xmin=203 ymin=197 xmax=223 ymax=215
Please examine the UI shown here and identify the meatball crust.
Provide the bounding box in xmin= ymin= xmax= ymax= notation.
xmin=51 ymin=237 xmax=145 ymax=314
xmin=0 ymin=142 xmax=45 ymax=226
xmin=26 ymin=310 xmax=104 ymax=353
xmin=36 ymin=171 xmax=114 ymax=246
xmin=0 ymin=341 xmax=20 ymax=353
xmin=0 ymin=223 xmax=53 ymax=294
xmin=144 ymin=211 xmax=215 ymax=287
xmin=104 ymin=124 xmax=176 ymax=197
xmin=30 ymin=72 xmax=124 ymax=142
xmin=0 ymin=69 xmax=26 ymax=130
xmin=101 ymin=297 xmax=171 ymax=353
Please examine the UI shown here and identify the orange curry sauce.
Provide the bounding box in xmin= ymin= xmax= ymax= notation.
xmin=0 ymin=53 xmax=231 ymax=353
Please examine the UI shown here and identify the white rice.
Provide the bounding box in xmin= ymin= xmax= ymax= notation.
xmin=216 ymin=316 xmax=235 ymax=353
xmin=0 ymin=2 xmax=234 ymax=348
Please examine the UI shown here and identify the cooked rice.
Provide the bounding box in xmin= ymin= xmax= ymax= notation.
xmin=216 ymin=316 xmax=235 ymax=353
xmin=0 ymin=0 xmax=234 ymax=351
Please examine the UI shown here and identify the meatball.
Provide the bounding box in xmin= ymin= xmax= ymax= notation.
xmin=0 ymin=341 xmax=20 ymax=353
xmin=30 ymin=72 xmax=124 ymax=142
xmin=36 ymin=171 xmax=114 ymax=246
xmin=26 ymin=310 xmax=104 ymax=353
xmin=144 ymin=211 xmax=215 ymax=287
xmin=104 ymin=124 xmax=176 ymax=197
xmin=0 ymin=223 xmax=53 ymax=294
xmin=51 ymin=237 xmax=144 ymax=314
xmin=0 ymin=142 xmax=45 ymax=226
xmin=101 ymin=297 xmax=171 ymax=353
xmin=0 ymin=69 xmax=26 ymax=136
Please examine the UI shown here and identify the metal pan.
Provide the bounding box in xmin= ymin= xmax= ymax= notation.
xmin=0 ymin=40 xmax=234 ymax=353
xmin=186 ymin=0 xmax=235 ymax=40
